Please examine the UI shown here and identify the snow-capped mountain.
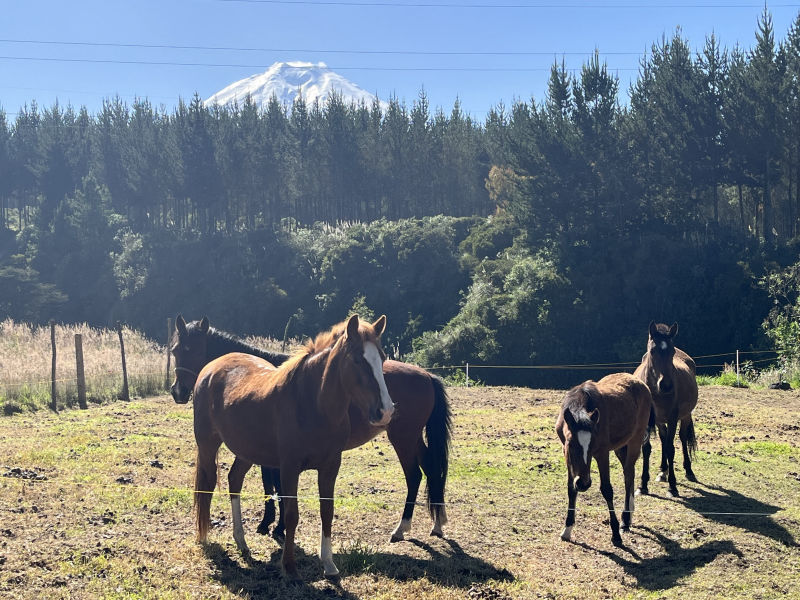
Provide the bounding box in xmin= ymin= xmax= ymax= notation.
xmin=205 ymin=61 xmax=386 ymax=111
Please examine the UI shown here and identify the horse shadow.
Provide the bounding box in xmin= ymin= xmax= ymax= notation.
xmin=573 ymin=525 xmax=743 ymax=591
xmin=677 ymin=481 xmax=797 ymax=547
xmin=202 ymin=537 xmax=513 ymax=599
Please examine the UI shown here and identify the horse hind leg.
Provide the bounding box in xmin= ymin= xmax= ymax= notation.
xmin=680 ymin=416 xmax=698 ymax=482
xmin=256 ymin=466 xmax=276 ymax=536
xmin=389 ymin=442 xmax=423 ymax=543
xmin=637 ymin=434 xmax=652 ymax=496
xmin=421 ymin=437 xmax=449 ymax=538
xmin=228 ymin=457 xmax=253 ymax=557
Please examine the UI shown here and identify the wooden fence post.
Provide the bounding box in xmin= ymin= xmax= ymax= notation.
xmin=75 ymin=333 xmax=87 ymax=410
xmin=49 ymin=320 xmax=58 ymax=413
xmin=165 ymin=317 xmax=172 ymax=390
xmin=116 ymin=322 xmax=130 ymax=402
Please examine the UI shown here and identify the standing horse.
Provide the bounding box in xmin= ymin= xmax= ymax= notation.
xmin=193 ymin=315 xmax=394 ymax=581
xmin=171 ymin=315 xmax=452 ymax=543
xmin=555 ymin=373 xmax=652 ymax=546
xmin=634 ymin=321 xmax=699 ymax=498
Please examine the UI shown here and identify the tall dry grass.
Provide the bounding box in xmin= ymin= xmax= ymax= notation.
xmin=0 ymin=319 xmax=167 ymax=414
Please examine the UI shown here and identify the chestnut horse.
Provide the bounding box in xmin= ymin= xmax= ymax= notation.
xmin=192 ymin=315 xmax=394 ymax=581
xmin=556 ymin=373 xmax=652 ymax=546
xmin=171 ymin=315 xmax=452 ymax=543
xmin=634 ymin=321 xmax=699 ymax=497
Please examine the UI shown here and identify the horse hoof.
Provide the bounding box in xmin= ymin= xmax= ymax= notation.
xmin=656 ymin=473 xmax=667 ymax=482
xmin=256 ymin=521 xmax=270 ymax=536
xmin=668 ymin=488 xmax=680 ymax=498
xmin=612 ymin=535 xmax=623 ymax=547
xmin=390 ymin=533 xmax=404 ymax=543
xmin=636 ymin=487 xmax=648 ymax=496
xmin=686 ymin=472 xmax=698 ymax=483
xmin=429 ymin=529 xmax=444 ymax=539
xmin=272 ymin=530 xmax=286 ymax=544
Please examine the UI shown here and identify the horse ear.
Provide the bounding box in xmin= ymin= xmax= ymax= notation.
xmin=589 ymin=409 xmax=600 ymax=426
xmin=199 ymin=316 xmax=210 ymax=334
xmin=648 ymin=320 xmax=658 ymax=338
xmin=669 ymin=322 xmax=678 ymax=338
xmin=562 ymin=408 xmax=576 ymax=429
xmin=346 ymin=314 xmax=360 ymax=341
xmin=372 ymin=315 xmax=387 ymax=337
xmin=176 ymin=314 xmax=187 ymax=337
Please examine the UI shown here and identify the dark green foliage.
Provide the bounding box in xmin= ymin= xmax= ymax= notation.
xmin=2 ymin=10 xmax=800 ymax=378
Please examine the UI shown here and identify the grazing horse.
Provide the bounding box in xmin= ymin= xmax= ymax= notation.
xmin=192 ymin=315 xmax=394 ymax=581
xmin=634 ymin=321 xmax=699 ymax=498
xmin=556 ymin=373 xmax=652 ymax=546
xmin=171 ymin=315 xmax=452 ymax=543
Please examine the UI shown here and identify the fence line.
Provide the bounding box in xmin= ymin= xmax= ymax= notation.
xmin=1 ymin=475 xmax=792 ymax=519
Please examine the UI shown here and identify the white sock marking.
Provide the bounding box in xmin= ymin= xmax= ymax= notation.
xmin=364 ymin=342 xmax=394 ymax=423
xmin=561 ymin=525 xmax=573 ymax=541
xmin=320 ymin=528 xmax=339 ymax=577
xmin=391 ymin=518 xmax=412 ymax=541
xmin=231 ymin=496 xmax=248 ymax=553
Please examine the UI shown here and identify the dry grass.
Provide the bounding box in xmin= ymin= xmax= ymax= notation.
xmin=0 ymin=319 xmax=168 ymax=413
xmin=0 ymin=384 xmax=798 ymax=599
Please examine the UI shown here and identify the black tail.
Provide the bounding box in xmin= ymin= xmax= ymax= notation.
xmin=424 ymin=375 xmax=452 ymax=521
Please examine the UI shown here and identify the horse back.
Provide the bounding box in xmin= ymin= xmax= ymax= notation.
xmin=194 ymin=352 xmax=282 ymax=465
xmin=673 ymin=347 xmax=698 ymax=418
xmin=595 ymin=372 xmax=652 ymax=450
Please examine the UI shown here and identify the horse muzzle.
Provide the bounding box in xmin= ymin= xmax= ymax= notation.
xmin=170 ymin=382 xmax=192 ymax=404
xmin=370 ymin=403 xmax=395 ymax=428
xmin=574 ymin=475 xmax=592 ymax=493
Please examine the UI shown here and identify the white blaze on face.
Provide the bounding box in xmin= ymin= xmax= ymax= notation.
xmin=660 ymin=340 xmax=668 ymax=351
xmin=363 ymin=342 xmax=394 ymax=422
xmin=577 ymin=430 xmax=591 ymax=465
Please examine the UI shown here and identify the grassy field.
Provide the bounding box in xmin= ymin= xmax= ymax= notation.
xmin=0 ymin=384 xmax=798 ymax=599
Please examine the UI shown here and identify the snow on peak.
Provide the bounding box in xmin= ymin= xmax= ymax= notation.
xmin=205 ymin=61 xmax=386 ymax=111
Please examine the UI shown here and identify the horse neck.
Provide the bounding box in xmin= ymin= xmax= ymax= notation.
xmin=207 ymin=329 xmax=290 ymax=366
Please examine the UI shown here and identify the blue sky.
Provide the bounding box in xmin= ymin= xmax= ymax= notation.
xmin=2 ymin=1 xmax=799 ymax=122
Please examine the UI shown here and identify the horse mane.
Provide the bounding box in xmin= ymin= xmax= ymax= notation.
xmin=562 ymin=382 xmax=598 ymax=428
xmin=203 ymin=325 xmax=290 ymax=366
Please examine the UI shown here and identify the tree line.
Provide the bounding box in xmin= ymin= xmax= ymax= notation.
xmin=1 ymin=10 xmax=800 ymax=386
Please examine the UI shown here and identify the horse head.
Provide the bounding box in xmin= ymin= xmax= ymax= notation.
xmin=170 ymin=314 xmax=210 ymax=404
xmin=645 ymin=321 xmax=679 ymax=397
xmin=560 ymin=383 xmax=601 ymax=493
xmin=321 ymin=314 xmax=395 ymax=427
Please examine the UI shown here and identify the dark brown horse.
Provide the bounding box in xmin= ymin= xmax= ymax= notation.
xmin=193 ymin=315 xmax=394 ymax=581
xmin=556 ymin=373 xmax=652 ymax=546
xmin=171 ymin=315 xmax=452 ymax=543
xmin=634 ymin=321 xmax=699 ymax=497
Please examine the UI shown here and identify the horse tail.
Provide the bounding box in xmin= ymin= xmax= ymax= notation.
xmin=682 ymin=416 xmax=698 ymax=459
xmin=424 ymin=375 xmax=452 ymax=523
xmin=194 ymin=446 xmax=219 ymax=543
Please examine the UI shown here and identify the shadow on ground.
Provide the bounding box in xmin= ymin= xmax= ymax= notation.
xmin=679 ymin=481 xmax=798 ymax=547
xmin=203 ymin=536 xmax=513 ymax=599
xmin=574 ymin=525 xmax=743 ymax=592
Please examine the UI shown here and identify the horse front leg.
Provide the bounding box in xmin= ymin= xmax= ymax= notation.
xmin=560 ymin=471 xmax=578 ymax=541
xmin=656 ymin=423 xmax=669 ymax=482
xmin=228 ymin=457 xmax=253 ymax=557
xmin=279 ymin=466 xmax=302 ymax=582
xmin=317 ymin=454 xmax=343 ymax=579
xmin=597 ymin=453 xmax=622 ymax=546
xmin=662 ymin=418 xmax=679 ymax=497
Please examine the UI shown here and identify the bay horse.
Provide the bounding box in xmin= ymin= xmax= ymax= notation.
xmin=634 ymin=321 xmax=699 ymax=498
xmin=171 ymin=315 xmax=452 ymax=543
xmin=555 ymin=372 xmax=652 ymax=546
xmin=192 ymin=315 xmax=394 ymax=581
